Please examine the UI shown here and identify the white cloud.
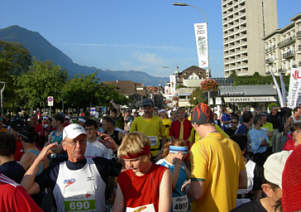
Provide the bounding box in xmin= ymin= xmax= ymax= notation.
xmin=116 ymin=52 xmax=173 ymax=77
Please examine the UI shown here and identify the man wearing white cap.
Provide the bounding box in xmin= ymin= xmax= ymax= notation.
xmin=21 ymin=123 xmax=122 ymax=212
xmin=231 ymin=150 xmax=292 ymax=212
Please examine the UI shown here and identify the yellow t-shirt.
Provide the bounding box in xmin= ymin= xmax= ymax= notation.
xmin=190 ymin=132 xmax=245 ymax=212
xmin=192 ymin=124 xmax=229 ymax=143
xmin=161 ymin=118 xmax=172 ymax=139
xmin=0 ymin=127 xmax=8 ymax=133
xmin=130 ymin=116 xmax=165 ymax=156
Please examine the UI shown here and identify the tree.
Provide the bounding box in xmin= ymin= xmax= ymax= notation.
xmin=0 ymin=41 xmax=32 ymax=108
xmin=230 ymin=71 xmax=290 ymax=89
xmin=62 ymin=73 xmax=101 ymax=109
xmin=62 ymin=73 xmax=128 ymax=109
xmin=0 ymin=40 xmax=32 ymax=76
xmin=16 ymin=60 xmax=67 ymax=109
xmin=189 ymin=87 xmax=205 ymax=106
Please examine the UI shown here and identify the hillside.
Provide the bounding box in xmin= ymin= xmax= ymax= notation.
xmin=0 ymin=25 xmax=168 ymax=85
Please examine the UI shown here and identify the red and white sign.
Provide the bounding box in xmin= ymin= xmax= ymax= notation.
xmin=194 ymin=23 xmax=209 ymax=69
xmin=47 ymin=96 xmax=54 ymax=107
xmin=287 ymin=68 xmax=301 ymax=109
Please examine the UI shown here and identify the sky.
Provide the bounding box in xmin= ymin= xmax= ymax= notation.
xmin=1 ymin=0 xmax=301 ymax=78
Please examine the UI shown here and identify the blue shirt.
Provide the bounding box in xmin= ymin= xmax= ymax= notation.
xmin=248 ymin=128 xmax=269 ymax=154
xmin=156 ymin=159 xmax=187 ymax=197
xmin=235 ymin=124 xmax=249 ymax=135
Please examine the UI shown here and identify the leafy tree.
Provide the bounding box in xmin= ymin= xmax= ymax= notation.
xmin=16 ymin=60 xmax=67 ymax=109
xmin=0 ymin=40 xmax=32 ymax=75
xmin=189 ymin=87 xmax=205 ymax=106
xmin=62 ymin=73 xmax=101 ymax=109
xmin=230 ymin=71 xmax=290 ymax=89
xmin=98 ymin=83 xmax=128 ymax=106
xmin=0 ymin=41 xmax=32 ymax=108
xmin=62 ymin=73 xmax=127 ymax=109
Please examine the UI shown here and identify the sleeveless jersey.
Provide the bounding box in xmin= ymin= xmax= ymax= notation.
xmin=51 ymin=130 xmax=63 ymax=144
xmin=156 ymin=159 xmax=189 ymax=212
xmin=117 ymin=164 xmax=167 ymax=212
xmin=53 ymin=158 xmax=106 ymax=212
xmin=26 ymin=149 xmax=44 ymax=175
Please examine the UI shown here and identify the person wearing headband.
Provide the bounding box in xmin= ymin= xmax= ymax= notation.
xmin=113 ymin=132 xmax=172 ymax=212
xmin=156 ymin=139 xmax=190 ymax=212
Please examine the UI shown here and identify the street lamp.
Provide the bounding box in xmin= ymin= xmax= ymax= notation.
xmin=172 ymin=2 xmax=207 ymax=22
xmin=173 ymin=2 xmax=210 ymax=77
xmin=0 ymin=81 xmax=6 ymax=116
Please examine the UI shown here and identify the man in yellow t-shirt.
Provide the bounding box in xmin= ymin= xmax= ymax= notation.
xmin=130 ymin=99 xmax=166 ymax=157
xmin=183 ymin=103 xmax=247 ymax=212
xmin=158 ymin=109 xmax=171 ymax=140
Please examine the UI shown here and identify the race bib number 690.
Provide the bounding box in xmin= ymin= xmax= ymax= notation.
xmin=64 ymin=200 xmax=96 ymax=211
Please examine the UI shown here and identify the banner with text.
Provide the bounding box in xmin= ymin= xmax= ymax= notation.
xmin=194 ymin=23 xmax=209 ymax=69
xmin=287 ymin=68 xmax=301 ymax=109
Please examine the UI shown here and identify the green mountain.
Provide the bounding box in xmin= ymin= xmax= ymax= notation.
xmin=0 ymin=25 xmax=168 ymax=85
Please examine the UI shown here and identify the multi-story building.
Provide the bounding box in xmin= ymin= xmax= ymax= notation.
xmin=264 ymin=13 xmax=301 ymax=75
xmin=221 ymin=0 xmax=278 ymax=77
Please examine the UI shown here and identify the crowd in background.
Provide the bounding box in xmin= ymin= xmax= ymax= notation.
xmin=0 ymin=100 xmax=301 ymax=212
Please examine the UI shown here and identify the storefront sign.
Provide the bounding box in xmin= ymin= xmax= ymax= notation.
xmin=224 ymin=96 xmax=277 ymax=103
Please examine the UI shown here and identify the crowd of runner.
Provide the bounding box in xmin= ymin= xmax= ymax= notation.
xmin=0 ymin=99 xmax=301 ymax=212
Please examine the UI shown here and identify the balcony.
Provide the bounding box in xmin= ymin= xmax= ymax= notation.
xmin=278 ymin=37 xmax=295 ymax=48
xmin=265 ymin=45 xmax=276 ymax=53
xmin=297 ymin=31 xmax=301 ymax=38
xmin=282 ymin=50 xmax=295 ymax=59
xmin=265 ymin=58 xmax=273 ymax=64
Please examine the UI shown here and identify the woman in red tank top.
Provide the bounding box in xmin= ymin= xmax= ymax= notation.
xmin=113 ymin=132 xmax=172 ymax=212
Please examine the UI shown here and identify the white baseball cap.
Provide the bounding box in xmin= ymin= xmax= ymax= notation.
xmin=63 ymin=124 xmax=86 ymax=140
xmin=263 ymin=150 xmax=292 ymax=189
xmin=78 ymin=118 xmax=86 ymax=123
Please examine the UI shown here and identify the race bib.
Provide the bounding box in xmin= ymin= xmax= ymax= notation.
xmin=172 ymin=195 xmax=189 ymax=212
xmin=64 ymin=199 xmax=96 ymax=212
xmin=147 ymin=136 xmax=158 ymax=147
xmin=126 ymin=204 xmax=155 ymax=212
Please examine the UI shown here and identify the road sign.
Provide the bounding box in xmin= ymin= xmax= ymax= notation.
xmin=90 ymin=107 xmax=96 ymax=115
xmin=48 ymin=96 xmax=54 ymax=107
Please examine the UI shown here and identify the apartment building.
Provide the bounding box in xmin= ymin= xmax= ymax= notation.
xmin=264 ymin=13 xmax=301 ymax=75
xmin=221 ymin=0 xmax=278 ymax=77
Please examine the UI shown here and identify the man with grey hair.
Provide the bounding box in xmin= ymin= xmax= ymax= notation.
xmin=21 ymin=123 xmax=121 ymax=212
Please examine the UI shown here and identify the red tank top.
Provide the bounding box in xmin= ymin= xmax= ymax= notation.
xmin=117 ymin=163 xmax=167 ymax=211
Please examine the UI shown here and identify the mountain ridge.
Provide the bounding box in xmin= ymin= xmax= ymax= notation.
xmin=0 ymin=25 xmax=168 ymax=85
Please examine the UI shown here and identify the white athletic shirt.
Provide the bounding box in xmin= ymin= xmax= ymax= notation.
xmin=53 ymin=158 xmax=106 ymax=212
xmin=85 ymin=139 xmax=114 ymax=160
xmin=236 ymin=159 xmax=256 ymax=207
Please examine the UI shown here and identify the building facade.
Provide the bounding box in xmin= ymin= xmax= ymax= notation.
xmin=264 ymin=13 xmax=301 ymax=76
xmin=222 ymin=0 xmax=278 ymax=77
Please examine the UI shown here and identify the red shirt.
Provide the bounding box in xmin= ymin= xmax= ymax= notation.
xmin=14 ymin=139 xmax=24 ymax=161
xmin=282 ymin=138 xmax=295 ymax=151
xmin=169 ymin=119 xmax=192 ymax=141
xmin=117 ymin=164 xmax=167 ymax=211
xmin=0 ymin=174 xmax=43 ymax=212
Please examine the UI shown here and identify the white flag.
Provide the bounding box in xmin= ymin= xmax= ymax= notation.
xmin=279 ymin=73 xmax=287 ymax=106
xmin=270 ymin=71 xmax=284 ymax=107
xmin=287 ymin=68 xmax=301 ymax=109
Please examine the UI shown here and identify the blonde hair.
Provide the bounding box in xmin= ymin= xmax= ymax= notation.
xmin=118 ymin=132 xmax=151 ymax=158
xmin=161 ymin=139 xmax=187 ymax=158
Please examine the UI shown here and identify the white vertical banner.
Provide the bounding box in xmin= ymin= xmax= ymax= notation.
xmin=287 ymin=68 xmax=301 ymax=109
xmin=279 ymin=73 xmax=287 ymax=105
xmin=194 ymin=23 xmax=209 ymax=70
xmin=270 ymin=71 xmax=284 ymax=107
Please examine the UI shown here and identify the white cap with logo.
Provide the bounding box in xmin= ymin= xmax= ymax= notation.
xmin=63 ymin=124 xmax=86 ymax=140
xmin=263 ymin=150 xmax=292 ymax=189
